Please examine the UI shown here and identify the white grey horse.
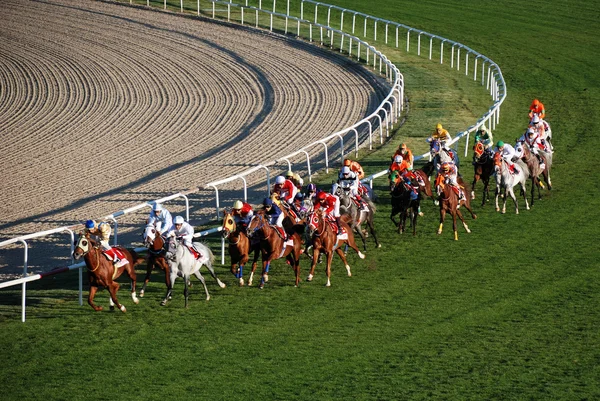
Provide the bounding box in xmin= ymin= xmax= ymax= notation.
xmin=494 ymin=157 xmax=530 ymax=214
xmin=164 ymin=237 xmax=215 ymax=307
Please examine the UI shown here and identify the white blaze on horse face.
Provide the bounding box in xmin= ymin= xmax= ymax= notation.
xmin=76 ymin=236 xmax=89 ymax=254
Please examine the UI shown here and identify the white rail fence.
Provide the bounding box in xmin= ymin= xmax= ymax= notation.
xmin=1 ymin=0 xmax=506 ymax=321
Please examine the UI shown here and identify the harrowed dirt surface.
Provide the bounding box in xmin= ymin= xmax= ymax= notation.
xmin=0 ymin=0 xmax=389 ymax=274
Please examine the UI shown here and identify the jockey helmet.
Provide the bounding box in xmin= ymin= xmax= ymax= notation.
xmin=527 ymin=128 xmax=535 ymax=136
xmin=343 ymin=159 xmax=352 ymax=166
xmin=232 ymin=200 xmax=243 ymax=210
xmin=293 ymin=173 xmax=302 ymax=183
xmin=263 ymin=198 xmax=273 ymax=207
xmin=152 ymin=203 xmax=163 ymax=212
xmin=316 ymin=191 xmax=327 ymax=201
xmin=533 ymin=99 xmax=540 ymax=106
xmin=479 ymin=124 xmax=487 ymax=132
xmin=85 ymin=219 xmax=96 ymax=229
xmin=173 ymin=216 xmax=184 ymax=225
xmin=496 ymin=140 xmax=504 ymax=148
xmin=436 ymin=123 xmax=443 ymax=130
xmin=275 ymin=175 xmax=285 ymax=185
xmin=285 ymin=170 xmax=294 ymax=178
xmin=394 ymin=155 xmax=403 ymax=163
xmin=531 ymin=114 xmax=540 ymax=124
xmin=400 ymin=143 xmax=407 ymax=150
xmin=295 ymin=193 xmax=304 ymax=201
xmin=307 ymin=183 xmax=317 ymax=193
xmin=341 ymin=166 xmax=351 ymax=175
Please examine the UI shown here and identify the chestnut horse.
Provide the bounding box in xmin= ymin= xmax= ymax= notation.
xmin=471 ymin=141 xmax=496 ymax=205
xmin=305 ymin=209 xmax=365 ymax=286
xmin=73 ymin=232 xmax=143 ymax=312
xmin=141 ymin=225 xmax=171 ymax=298
xmin=246 ymin=210 xmax=303 ymax=289
xmin=221 ymin=209 xmax=260 ymax=286
xmin=435 ymin=175 xmax=477 ymax=240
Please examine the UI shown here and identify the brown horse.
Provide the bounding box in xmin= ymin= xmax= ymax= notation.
xmin=73 ymin=232 xmax=144 ymax=312
xmin=140 ymin=225 xmax=171 ymax=298
xmin=388 ymin=170 xmax=420 ymax=235
xmin=221 ymin=209 xmax=260 ymax=286
xmin=246 ymin=210 xmax=303 ymax=289
xmin=435 ymin=175 xmax=477 ymax=241
xmin=305 ymin=209 xmax=365 ymax=286
xmin=516 ymin=141 xmax=552 ymax=206
xmin=471 ymin=141 xmax=496 ymax=205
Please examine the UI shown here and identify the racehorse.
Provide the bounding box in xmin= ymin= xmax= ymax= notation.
xmin=430 ymin=139 xmax=460 ymax=170
xmin=73 ymin=232 xmax=143 ymax=312
xmin=435 ymin=175 xmax=477 ymax=240
xmin=141 ymin=225 xmax=171 ymax=298
xmin=515 ymin=141 xmax=552 ymax=206
xmin=388 ymin=170 xmax=420 ymax=235
xmin=221 ymin=209 xmax=260 ymax=286
xmin=305 ymin=209 xmax=365 ymax=286
xmin=471 ymin=141 xmax=496 ymax=205
xmin=246 ymin=210 xmax=303 ymax=289
xmin=163 ymin=236 xmax=213 ymax=308
xmin=333 ymin=185 xmax=381 ymax=250
xmin=493 ymin=152 xmax=530 ymax=214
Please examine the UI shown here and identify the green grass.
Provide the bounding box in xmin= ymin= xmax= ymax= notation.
xmin=2 ymin=0 xmax=600 ymax=399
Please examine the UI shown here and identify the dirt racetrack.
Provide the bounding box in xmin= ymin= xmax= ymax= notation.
xmin=0 ymin=0 xmax=390 ymax=275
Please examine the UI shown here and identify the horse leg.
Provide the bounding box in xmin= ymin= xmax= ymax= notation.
xmin=521 ymin=182 xmax=530 ymax=210
xmin=203 ymin=260 xmax=226 ymax=289
xmin=344 ymin=230 xmax=365 ymax=260
xmin=193 ymin=270 xmax=211 ymax=301
xmin=161 ymin=270 xmax=177 ymax=306
xmin=502 ymin=187 xmax=508 ymax=214
xmin=87 ymin=285 xmax=103 ymax=311
xmin=108 ymin=281 xmax=126 ymax=313
xmin=471 ymin=175 xmax=478 ymax=200
xmin=183 ymin=274 xmax=190 ymax=308
xmin=412 ymin=206 xmax=418 ymax=236
xmin=367 ymin=216 xmax=381 ymax=248
xmin=140 ymin=259 xmax=153 ymax=297
xmin=452 ymin=211 xmax=459 ymax=241
xmin=126 ymin=263 xmax=139 ymax=305
xmin=509 ymin=188 xmax=519 ymax=214
xmin=259 ymin=257 xmax=272 ymax=289
xmin=293 ymin=245 xmax=302 ymax=288
xmin=307 ymin=246 xmax=320 ymax=282
xmin=456 ymin=209 xmax=471 ymax=234
xmin=335 ymin=247 xmax=352 ymax=277
xmin=325 ymin=251 xmax=335 ymax=287
xmin=353 ymin=222 xmax=368 ymax=251
xmin=437 ymin=209 xmax=446 ymax=235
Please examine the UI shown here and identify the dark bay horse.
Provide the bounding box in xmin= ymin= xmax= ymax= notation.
xmin=388 ymin=170 xmax=420 ymax=235
xmin=305 ymin=209 xmax=365 ymax=286
xmin=435 ymin=175 xmax=477 ymax=241
xmin=334 ymin=186 xmax=380 ymax=250
xmin=73 ymin=232 xmax=143 ymax=312
xmin=221 ymin=210 xmax=260 ymax=286
xmin=246 ymin=210 xmax=303 ymax=289
xmin=141 ymin=225 xmax=171 ymax=299
xmin=471 ymin=141 xmax=496 ymax=205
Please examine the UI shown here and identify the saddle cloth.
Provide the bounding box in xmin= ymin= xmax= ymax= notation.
xmin=102 ymin=247 xmax=126 ymax=261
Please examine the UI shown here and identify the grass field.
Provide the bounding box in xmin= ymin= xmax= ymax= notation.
xmin=1 ymin=0 xmax=599 ymax=399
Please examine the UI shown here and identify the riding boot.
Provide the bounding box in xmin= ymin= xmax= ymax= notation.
xmin=335 ymin=217 xmax=343 ymax=235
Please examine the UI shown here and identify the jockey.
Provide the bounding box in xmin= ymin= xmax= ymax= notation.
xmin=474 ymin=124 xmax=494 ymax=151
xmin=304 ymin=183 xmax=318 ymax=203
xmin=528 ymin=99 xmax=546 ymax=119
xmin=338 ymin=166 xmax=367 ymax=210
xmin=85 ymin=220 xmax=128 ymax=268
xmin=262 ymin=198 xmax=287 ymax=240
xmin=168 ymin=216 xmax=203 ymax=260
xmin=495 ymin=141 xmax=519 ymax=174
xmin=438 ymin=162 xmax=465 ymax=201
xmin=427 ymin=123 xmax=453 ymax=150
xmin=314 ymin=191 xmax=342 ymax=233
xmin=392 ymin=143 xmax=414 ymax=169
xmin=147 ymin=203 xmax=173 ymax=235
xmin=285 ymin=171 xmax=304 ymax=191
xmin=272 ymin=175 xmax=297 ymax=204
xmin=343 ymin=158 xmax=365 ymax=179
xmin=232 ymin=200 xmax=254 ymax=230
xmin=519 ymin=129 xmax=547 ymax=169
xmin=389 ymin=155 xmax=411 ymax=173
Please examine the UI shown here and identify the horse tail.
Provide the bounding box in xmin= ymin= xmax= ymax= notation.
xmin=367 ymin=199 xmax=376 ymax=213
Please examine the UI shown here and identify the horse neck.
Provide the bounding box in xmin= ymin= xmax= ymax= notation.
xmin=151 ymin=236 xmax=164 ymax=252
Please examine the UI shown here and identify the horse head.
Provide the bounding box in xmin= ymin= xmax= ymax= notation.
xmin=246 ymin=211 xmax=265 ymax=239
xmin=306 ymin=210 xmax=326 ymax=237
xmin=73 ymin=232 xmax=92 ymax=260
xmin=430 ymin=139 xmax=441 ymax=156
xmin=221 ymin=209 xmax=236 ymax=239
xmin=474 ymin=141 xmax=485 ymax=160
xmin=388 ymin=170 xmax=401 ymax=192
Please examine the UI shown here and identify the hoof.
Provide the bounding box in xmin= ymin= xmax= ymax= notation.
xmin=264 ymin=275 xmax=269 ymax=283
xmin=120 ymin=305 xmax=127 ymax=313
xmin=218 ymin=281 xmax=227 ymax=289
xmin=132 ymin=296 xmax=140 ymax=305
xmin=139 ymin=290 xmax=145 ymax=298
xmin=206 ymin=296 xmax=211 ymax=301
xmin=239 ymin=279 xmax=245 ymax=286
xmin=109 ymin=305 xmax=115 ymax=311
xmin=418 ymin=212 xmax=424 ymax=217
xmin=307 ymin=274 xmax=313 ymax=282
xmin=377 ymin=244 xmax=382 ymax=248
xmin=358 ymin=251 xmax=365 ymax=259
xmin=160 ymin=300 xmax=168 ymax=306
xmin=325 ymin=281 xmax=331 ymax=287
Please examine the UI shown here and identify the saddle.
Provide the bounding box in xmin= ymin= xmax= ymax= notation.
xmin=102 ymin=247 xmax=126 ymax=262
